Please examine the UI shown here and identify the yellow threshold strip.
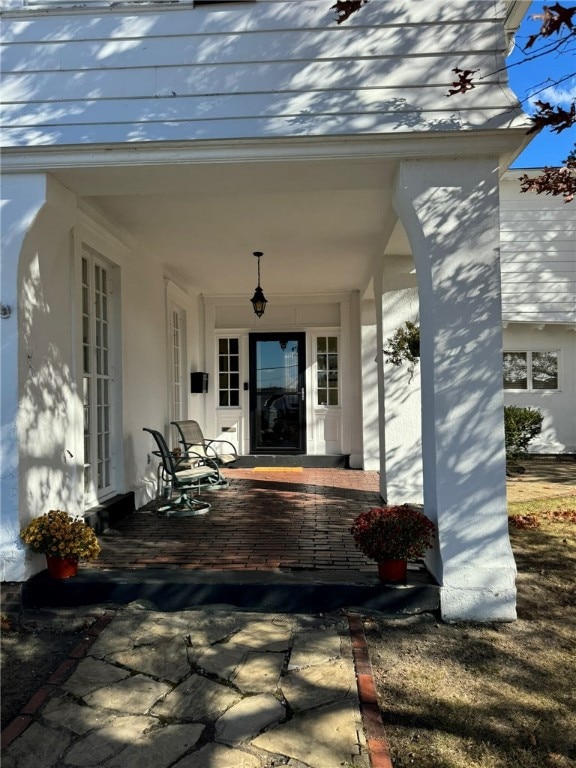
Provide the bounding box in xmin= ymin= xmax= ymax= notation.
xmin=252 ymin=467 xmax=303 ymax=472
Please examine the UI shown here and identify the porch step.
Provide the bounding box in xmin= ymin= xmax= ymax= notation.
xmin=234 ymin=455 xmax=350 ymax=468
xmin=84 ymin=492 xmax=135 ymax=535
xmin=21 ymin=567 xmax=439 ymax=616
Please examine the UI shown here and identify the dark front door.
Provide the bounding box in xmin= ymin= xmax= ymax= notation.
xmin=249 ymin=333 xmax=306 ymax=454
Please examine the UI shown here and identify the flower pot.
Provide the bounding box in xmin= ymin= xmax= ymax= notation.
xmin=377 ymin=559 xmax=407 ymax=583
xmin=45 ymin=555 xmax=78 ymax=579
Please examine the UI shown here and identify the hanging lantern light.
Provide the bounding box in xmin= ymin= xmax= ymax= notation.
xmin=250 ymin=251 xmax=268 ymax=318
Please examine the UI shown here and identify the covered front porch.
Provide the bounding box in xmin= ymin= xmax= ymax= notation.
xmin=22 ymin=468 xmax=439 ymax=614
xmin=2 ymin=137 xmax=521 ymax=621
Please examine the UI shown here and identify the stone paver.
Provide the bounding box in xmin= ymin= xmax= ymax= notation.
xmin=42 ymin=696 xmax=117 ymax=734
xmin=215 ymin=693 xmax=286 ymax=745
xmin=288 ymin=627 xmax=342 ymax=670
xmin=283 ymin=658 xmax=355 ymax=712
xmin=252 ymin=700 xmax=364 ymax=768
xmin=63 ymin=657 xmax=131 ymax=696
xmin=226 ymin=618 xmax=293 ymax=652
xmin=64 ymin=715 xmax=153 ymax=766
xmin=232 ymin=652 xmax=286 ymax=693
xmin=196 ymin=644 xmax=248 ymax=679
xmin=83 ymin=673 xmax=171 ymax=713
xmin=2 ymin=721 xmax=72 ymax=768
xmin=174 ymin=742 xmax=261 ymax=768
xmin=106 ymin=723 xmax=205 ymax=768
xmin=109 ymin=636 xmax=191 ymax=683
xmin=152 ymin=673 xmax=242 ymax=720
xmin=2 ymin=604 xmax=371 ymax=768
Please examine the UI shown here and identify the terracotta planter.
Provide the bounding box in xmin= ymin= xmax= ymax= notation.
xmin=45 ymin=555 xmax=78 ymax=579
xmin=377 ymin=559 xmax=407 ymax=583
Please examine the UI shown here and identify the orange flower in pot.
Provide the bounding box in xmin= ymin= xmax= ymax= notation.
xmin=21 ymin=510 xmax=100 ymax=579
xmin=351 ymin=505 xmax=436 ymax=582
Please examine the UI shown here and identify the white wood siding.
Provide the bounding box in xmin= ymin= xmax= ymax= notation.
xmin=1 ymin=0 xmax=523 ymax=147
xmin=500 ymin=175 xmax=576 ymax=323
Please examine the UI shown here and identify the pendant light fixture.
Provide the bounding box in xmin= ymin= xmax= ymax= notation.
xmin=250 ymin=251 xmax=268 ymax=318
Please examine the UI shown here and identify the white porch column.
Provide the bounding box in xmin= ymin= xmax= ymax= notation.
xmin=347 ymin=290 xmax=364 ymax=469
xmin=360 ymin=299 xmax=381 ymax=471
xmin=394 ymin=158 xmax=516 ymax=622
xmin=1 ymin=175 xmax=48 ymax=581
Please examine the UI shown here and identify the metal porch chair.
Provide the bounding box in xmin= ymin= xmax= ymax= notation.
xmin=143 ymin=427 xmax=220 ymax=517
xmin=171 ymin=420 xmax=238 ymax=486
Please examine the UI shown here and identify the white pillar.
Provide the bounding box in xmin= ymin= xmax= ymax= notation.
xmin=1 ymin=175 xmax=48 ymax=581
xmin=360 ymin=299 xmax=380 ymax=471
xmin=394 ymin=158 xmax=516 ymax=622
xmin=347 ymin=290 xmax=364 ymax=468
xmin=371 ymin=254 xmax=388 ymax=499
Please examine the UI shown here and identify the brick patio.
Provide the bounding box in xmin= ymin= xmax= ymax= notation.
xmin=93 ymin=468 xmax=382 ymax=573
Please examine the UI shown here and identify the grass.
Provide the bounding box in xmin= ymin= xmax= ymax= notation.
xmin=509 ymin=495 xmax=576 ymax=516
xmin=364 ymin=494 xmax=576 ymax=768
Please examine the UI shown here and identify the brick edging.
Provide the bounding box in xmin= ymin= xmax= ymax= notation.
xmin=1 ymin=612 xmax=115 ymax=750
xmin=347 ymin=613 xmax=394 ymax=768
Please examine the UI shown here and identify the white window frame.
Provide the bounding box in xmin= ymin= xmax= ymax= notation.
xmin=217 ymin=337 xmax=240 ymax=408
xmin=314 ymin=334 xmax=340 ymax=407
xmin=503 ymin=350 xmax=561 ymax=393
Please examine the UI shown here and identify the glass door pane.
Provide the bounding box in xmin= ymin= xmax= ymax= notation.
xmin=249 ymin=333 xmax=306 ymax=453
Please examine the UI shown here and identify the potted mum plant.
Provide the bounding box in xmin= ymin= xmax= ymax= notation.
xmin=21 ymin=510 xmax=101 ymax=579
xmin=350 ymin=504 xmax=436 ymax=583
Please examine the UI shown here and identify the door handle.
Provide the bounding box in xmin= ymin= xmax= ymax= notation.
xmin=301 ymin=388 xmax=305 ymax=401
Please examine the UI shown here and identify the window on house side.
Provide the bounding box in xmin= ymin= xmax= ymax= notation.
xmin=218 ymin=338 xmax=240 ymax=407
xmin=503 ymin=351 xmax=559 ymax=391
xmin=317 ymin=336 xmax=339 ymax=406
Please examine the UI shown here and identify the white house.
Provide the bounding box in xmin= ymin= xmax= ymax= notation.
xmin=0 ymin=0 xmax=547 ymax=620
xmin=500 ymin=172 xmax=576 ymax=454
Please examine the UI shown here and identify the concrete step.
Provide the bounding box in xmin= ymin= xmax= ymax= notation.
xmin=22 ymin=565 xmax=439 ymax=616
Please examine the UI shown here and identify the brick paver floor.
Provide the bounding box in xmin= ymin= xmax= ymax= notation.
xmin=93 ymin=468 xmax=382 ymax=573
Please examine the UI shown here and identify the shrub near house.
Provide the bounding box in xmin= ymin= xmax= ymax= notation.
xmin=504 ymin=406 xmax=544 ymax=462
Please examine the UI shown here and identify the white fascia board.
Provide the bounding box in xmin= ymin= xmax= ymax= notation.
xmin=1 ymin=130 xmax=531 ymax=173
xmin=505 ymin=0 xmax=531 ymax=35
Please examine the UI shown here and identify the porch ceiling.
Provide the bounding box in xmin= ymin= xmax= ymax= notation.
xmin=54 ymin=157 xmax=400 ymax=297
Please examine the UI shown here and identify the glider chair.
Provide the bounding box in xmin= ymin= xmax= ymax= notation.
xmin=143 ymin=427 xmax=220 ymax=517
xmin=171 ymin=420 xmax=238 ymax=487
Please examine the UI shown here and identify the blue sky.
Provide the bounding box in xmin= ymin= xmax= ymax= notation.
xmin=508 ymin=1 xmax=576 ymax=168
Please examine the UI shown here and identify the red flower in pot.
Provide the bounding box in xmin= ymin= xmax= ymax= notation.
xmin=351 ymin=505 xmax=436 ymax=582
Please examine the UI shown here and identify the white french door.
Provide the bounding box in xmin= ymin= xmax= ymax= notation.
xmin=82 ymin=245 xmax=116 ymax=505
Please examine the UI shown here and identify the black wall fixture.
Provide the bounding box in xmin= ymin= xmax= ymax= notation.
xmin=190 ymin=372 xmax=209 ymax=393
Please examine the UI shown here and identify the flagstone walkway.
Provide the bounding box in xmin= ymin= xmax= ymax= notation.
xmin=1 ymin=602 xmax=392 ymax=768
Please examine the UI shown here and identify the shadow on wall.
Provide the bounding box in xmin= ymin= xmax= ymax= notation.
xmin=380 ymin=285 xmax=422 ymax=504
xmin=17 ymin=207 xmax=83 ymax=535
xmin=383 ymin=364 xmax=423 ymax=504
